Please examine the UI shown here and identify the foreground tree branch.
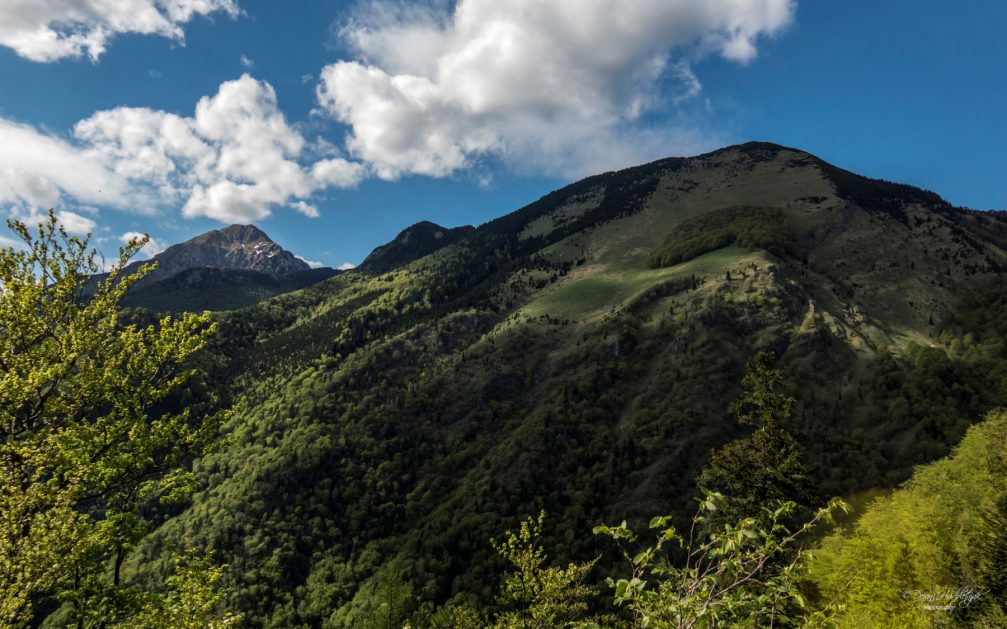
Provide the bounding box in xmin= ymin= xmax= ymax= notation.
xmin=0 ymin=211 xmax=233 ymax=626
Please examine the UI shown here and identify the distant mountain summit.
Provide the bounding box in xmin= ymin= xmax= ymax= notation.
xmin=141 ymin=224 xmax=309 ymax=284
xmin=108 ymin=224 xmax=334 ymax=312
xmin=360 ymin=220 xmax=475 ymax=272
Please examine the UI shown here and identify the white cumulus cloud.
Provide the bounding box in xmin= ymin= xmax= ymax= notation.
xmin=73 ymin=74 xmax=367 ymax=223
xmin=290 ymin=200 xmax=320 ymax=218
xmin=0 ymin=233 xmax=21 ymax=250
xmin=295 ymin=255 xmax=325 ymax=269
xmin=311 ymin=158 xmax=368 ymax=188
xmin=7 ymin=208 xmax=99 ymax=236
xmin=0 ymin=118 xmax=143 ymax=213
xmin=0 ymin=0 xmax=239 ymax=63
xmin=318 ymin=0 xmax=794 ymax=179
xmin=120 ymin=231 xmax=165 ymax=258
xmin=54 ymin=210 xmax=98 ymax=235
xmin=0 ymin=75 xmax=366 ymax=224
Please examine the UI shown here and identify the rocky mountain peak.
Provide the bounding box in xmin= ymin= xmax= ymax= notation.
xmin=193 ymin=224 xmax=272 ymax=245
xmin=129 ymin=224 xmax=310 ymax=286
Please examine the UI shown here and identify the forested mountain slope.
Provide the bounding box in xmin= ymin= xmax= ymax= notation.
xmin=121 ymin=266 xmax=340 ymax=313
xmin=136 ymin=142 xmax=1007 ymax=626
xmin=360 ymin=221 xmax=476 ymax=273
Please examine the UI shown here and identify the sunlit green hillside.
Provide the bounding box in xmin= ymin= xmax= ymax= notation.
xmin=130 ymin=142 xmax=1007 ymax=626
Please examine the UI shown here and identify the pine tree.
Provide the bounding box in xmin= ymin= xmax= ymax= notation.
xmin=697 ymin=352 xmax=818 ymax=530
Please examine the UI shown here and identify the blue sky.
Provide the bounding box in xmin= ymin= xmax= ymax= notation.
xmin=0 ymin=0 xmax=1003 ymax=268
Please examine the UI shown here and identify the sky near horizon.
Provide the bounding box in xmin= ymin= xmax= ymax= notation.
xmin=0 ymin=0 xmax=1003 ymax=267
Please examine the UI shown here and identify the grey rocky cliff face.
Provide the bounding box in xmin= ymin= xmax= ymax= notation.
xmin=140 ymin=224 xmax=309 ymax=283
xmin=121 ymin=223 xmax=310 ymax=287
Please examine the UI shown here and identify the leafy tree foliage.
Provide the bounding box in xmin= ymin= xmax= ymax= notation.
xmin=489 ymin=512 xmax=598 ymax=628
xmin=595 ymin=493 xmax=847 ymax=628
xmin=0 ymin=213 xmax=229 ymax=625
xmin=328 ymin=568 xmax=416 ymax=629
xmin=119 ymin=549 xmax=240 ymax=628
xmin=808 ymin=411 xmax=1007 ymax=627
xmin=421 ymin=498 xmax=846 ymax=629
xmin=650 ymin=207 xmax=797 ymax=268
xmin=697 ymin=353 xmax=817 ymax=528
xmin=958 ymin=488 xmax=1007 ymax=626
